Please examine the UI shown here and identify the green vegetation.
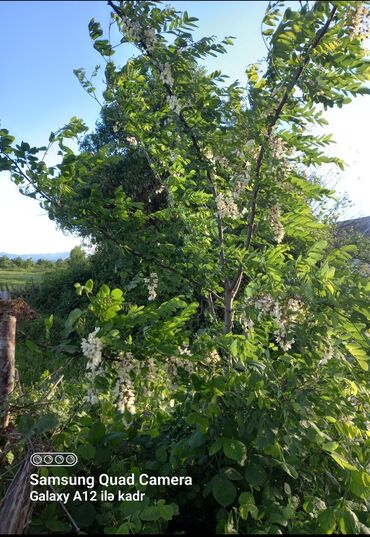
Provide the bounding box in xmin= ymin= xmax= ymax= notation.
xmin=0 ymin=247 xmax=85 ymax=292
xmin=0 ymin=1 xmax=369 ymax=534
xmin=0 ymin=268 xmax=49 ymax=289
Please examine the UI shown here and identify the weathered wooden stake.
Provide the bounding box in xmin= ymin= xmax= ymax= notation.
xmin=0 ymin=314 xmax=16 ymax=430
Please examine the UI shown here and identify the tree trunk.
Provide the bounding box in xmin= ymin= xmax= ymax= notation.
xmin=0 ymin=447 xmax=34 ymax=534
xmin=0 ymin=315 xmax=16 ymax=430
xmin=224 ymin=288 xmax=234 ymax=334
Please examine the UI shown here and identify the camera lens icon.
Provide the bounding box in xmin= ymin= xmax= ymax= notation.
xmin=31 ymin=454 xmax=42 ymax=466
xmin=65 ymin=454 xmax=77 ymax=465
xmin=30 ymin=452 xmax=78 ymax=467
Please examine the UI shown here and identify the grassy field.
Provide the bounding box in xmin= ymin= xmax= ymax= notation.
xmin=0 ymin=269 xmax=51 ymax=290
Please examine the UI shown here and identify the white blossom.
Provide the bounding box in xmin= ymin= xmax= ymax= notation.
xmin=268 ymin=204 xmax=285 ymax=243
xmin=269 ymin=134 xmax=288 ymax=160
xmin=232 ymin=171 xmax=250 ymax=199
xmin=121 ymin=16 xmax=142 ymax=41
xmin=349 ymin=5 xmax=370 ymax=39
xmin=318 ymin=339 xmax=334 ymax=366
xmin=144 ymin=27 xmax=158 ymax=51
xmin=126 ymin=136 xmax=138 ymax=146
xmin=114 ymin=353 xmax=138 ymax=415
xmin=204 ymin=350 xmax=221 ymax=364
xmin=81 ymin=328 xmax=103 ymax=405
xmin=144 ymin=272 xmax=158 ymax=301
xmin=82 ymin=328 xmax=103 ymax=372
xmin=215 ymin=192 xmax=240 ymax=219
xmin=159 ymin=62 xmax=174 ymax=87
xmin=168 ymin=94 xmax=182 ymax=114
xmin=251 ymin=294 xmax=304 ymax=352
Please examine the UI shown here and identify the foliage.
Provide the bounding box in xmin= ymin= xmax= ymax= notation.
xmin=0 ymin=1 xmax=369 ymax=534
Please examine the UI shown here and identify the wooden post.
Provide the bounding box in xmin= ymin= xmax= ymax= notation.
xmin=0 ymin=314 xmax=16 ymax=430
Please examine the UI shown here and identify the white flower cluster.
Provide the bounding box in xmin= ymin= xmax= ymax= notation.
xmin=154 ymin=184 xmax=165 ymax=194
xmin=239 ymin=315 xmax=254 ymax=334
xmin=114 ymin=352 xmax=137 ymax=414
xmin=126 ymin=136 xmax=138 ymax=146
xmin=81 ymin=328 xmax=103 ymax=405
xmin=215 ymin=192 xmax=240 ymax=220
xmin=268 ymin=204 xmax=285 ymax=243
xmin=286 ymin=298 xmax=305 ymax=320
xmin=121 ymin=15 xmax=142 ymax=41
xmin=318 ymin=339 xmax=334 ymax=366
xmin=203 ymin=148 xmax=216 ymax=164
xmin=166 ymin=348 xmax=194 ymax=389
xmin=232 ymin=170 xmax=251 ymax=199
xmin=350 ymin=5 xmax=370 ymax=39
xmin=269 ymin=133 xmax=288 ymax=160
xmin=159 ymin=62 xmax=174 ymax=87
xmin=144 ymin=272 xmax=158 ymax=301
xmin=251 ymin=294 xmax=305 ymax=352
xmin=274 ymin=326 xmax=294 ymax=352
xmin=144 ymin=27 xmax=158 ymax=51
xmin=253 ymin=294 xmax=276 ymax=318
xmin=120 ymin=14 xmax=158 ymax=51
xmin=168 ymin=94 xmax=182 ymax=114
xmin=204 ymin=349 xmax=221 ymax=364
xmin=114 ymin=353 xmax=161 ymax=414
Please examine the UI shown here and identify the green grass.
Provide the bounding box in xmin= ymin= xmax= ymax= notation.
xmin=0 ymin=269 xmax=51 ymax=290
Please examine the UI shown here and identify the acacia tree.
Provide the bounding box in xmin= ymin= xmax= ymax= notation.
xmin=0 ymin=1 xmax=370 ymax=533
xmin=1 ymin=1 xmax=369 ymax=334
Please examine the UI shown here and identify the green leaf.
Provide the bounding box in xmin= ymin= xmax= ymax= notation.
xmin=140 ymin=506 xmax=160 ymax=521
xmin=344 ymin=342 xmax=369 ymax=371
xmin=77 ymin=444 xmax=96 ymax=461
xmin=245 ymin=461 xmax=267 ymax=486
xmin=34 ymin=413 xmax=58 ymax=433
xmin=88 ymin=18 xmax=103 ymax=40
xmin=223 ymin=438 xmax=247 ymax=466
xmin=88 ymin=421 xmax=106 ymax=445
xmin=157 ymin=503 xmax=175 ymax=521
xmin=111 ymin=288 xmax=123 ymax=300
xmin=329 ymin=453 xmax=357 ymax=471
xmin=318 ymin=509 xmax=337 ymax=533
xmin=322 ymin=441 xmax=339 ymax=452
xmin=155 ymin=446 xmax=167 ymax=463
xmin=239 ymin=492 xmax=258 ymax=521
xmin=209 ymin=438 xmax=223 ymax=456
xmin=85 ymin=279 xmax=94 ymax=293
xmin=212 ymin=477 xmax=237 ymax=507
xmin=336 ymin=509 xmax=360 ymax=534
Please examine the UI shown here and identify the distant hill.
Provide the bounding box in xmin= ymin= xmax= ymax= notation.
xmin=0 ymin=252 xmax=70 ymax=262
xmin=337 ymin=216 xmax=370 ymax=237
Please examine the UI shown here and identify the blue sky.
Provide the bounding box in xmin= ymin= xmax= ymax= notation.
xmin=0 ymin=1 xmax=369 ymax=253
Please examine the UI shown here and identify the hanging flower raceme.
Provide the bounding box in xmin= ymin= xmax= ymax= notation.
xmin=318 ymin=339 xmax=334 ymax=365
xmin=349 ymin=4 xmax=370 ymax=39
xmin=159 ymin=62 xmax=174 ymax=87
xmin=144 ymin=272 xmax=158 ymax=301
xmin=269 ymin=133 xmax=288 ymax=160
xmin=114 ymin=352 xmax=138 ymax=415
xmin=268 ymin=204 xmax=285 ymax=243
xmin=81 ymin=328 xmax=103 ymax=405
xmin=215 ymin=192 xmax=240 ymax=220
xmin=232 ymin=169 xmax=251 ymax=199
xmin=249 ymin=294 xmax=305 ymax=352
xmin=166 ymin=347 xmax=195 ymax=390
xmin=167 ymin=94 xmax=182 ymax=114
